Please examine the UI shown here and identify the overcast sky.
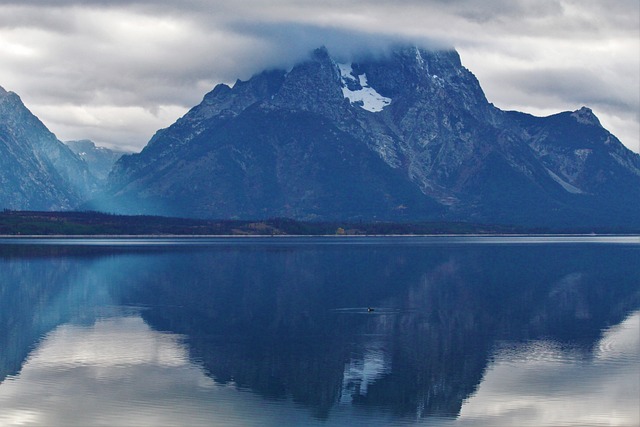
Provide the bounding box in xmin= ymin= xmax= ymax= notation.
xmin=0 ymin=0 xmax=638 ymax=153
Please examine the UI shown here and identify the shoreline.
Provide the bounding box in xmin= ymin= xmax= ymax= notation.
xmin=1 ymin=233 xmax=638 ymax=239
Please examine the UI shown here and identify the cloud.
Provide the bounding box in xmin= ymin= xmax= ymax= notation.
xmin=223 ymin=22 xmax=450 ymax=70
xmin=0 ymin=1 xmax=637 ymax=152
xmin=31 ymin=103 xmax=187 ymax=152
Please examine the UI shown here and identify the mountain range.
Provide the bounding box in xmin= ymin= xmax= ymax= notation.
xmin=2 ymin=46 xmax=639 ymax=228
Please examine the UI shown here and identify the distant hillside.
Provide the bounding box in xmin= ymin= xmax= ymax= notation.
xmin=66 ymin=140 xmax=128 ymax=181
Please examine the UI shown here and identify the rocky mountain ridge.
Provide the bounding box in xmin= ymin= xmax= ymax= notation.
xmin=98 ymin=46 xmax=640 ymax=227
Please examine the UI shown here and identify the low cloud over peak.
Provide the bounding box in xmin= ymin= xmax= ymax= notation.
xmin=0 ymin=1 xmax=637 ymax=153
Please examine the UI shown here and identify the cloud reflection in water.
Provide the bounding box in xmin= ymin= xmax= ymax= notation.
xmin=458 ymin=311 xmax=640 ymax=427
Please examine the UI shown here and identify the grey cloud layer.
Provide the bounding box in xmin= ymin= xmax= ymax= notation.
xmin=0 ymin=0 xmax=637 ymax=152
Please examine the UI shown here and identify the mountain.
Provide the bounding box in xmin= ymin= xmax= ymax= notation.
xmin=0 ymin=86 xmax=96 ymax=210
xmin=95 ymin=46 xmax=640 ymax=227
xmin=65 ymin=139 xmax=128 ymax=182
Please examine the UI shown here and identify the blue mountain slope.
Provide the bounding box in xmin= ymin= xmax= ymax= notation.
xmin=84 ymin=46 xmax=640 ymax=227
xmin=0 ymin=86 xmax=96 ymax=210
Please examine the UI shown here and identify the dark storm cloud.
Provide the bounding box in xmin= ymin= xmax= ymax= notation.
xmin=223 ymin=22 xmax=450 ymax=69
xmin=0 ymin=0 xmax=637 ymax=151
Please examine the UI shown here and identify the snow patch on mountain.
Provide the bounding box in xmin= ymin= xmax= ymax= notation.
xmin=338 ymin=63 xmax=391 ymax=113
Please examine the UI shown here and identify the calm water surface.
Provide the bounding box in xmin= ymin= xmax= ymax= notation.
xmin=0 ymin=236 xmax=638 ymax=426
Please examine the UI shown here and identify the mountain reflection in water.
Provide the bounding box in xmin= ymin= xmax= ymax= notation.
xmin=0 ymin=237 xmax=638 ymax=426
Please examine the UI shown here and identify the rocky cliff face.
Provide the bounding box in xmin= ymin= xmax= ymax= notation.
xmin=0 ymin=87 xmax=96 ymax=210
xmin=96 ymin=46 xmax=640 ymax=227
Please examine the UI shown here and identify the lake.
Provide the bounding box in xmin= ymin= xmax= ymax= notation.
xmin=0 ymin=236 xmax=638 ymax=426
